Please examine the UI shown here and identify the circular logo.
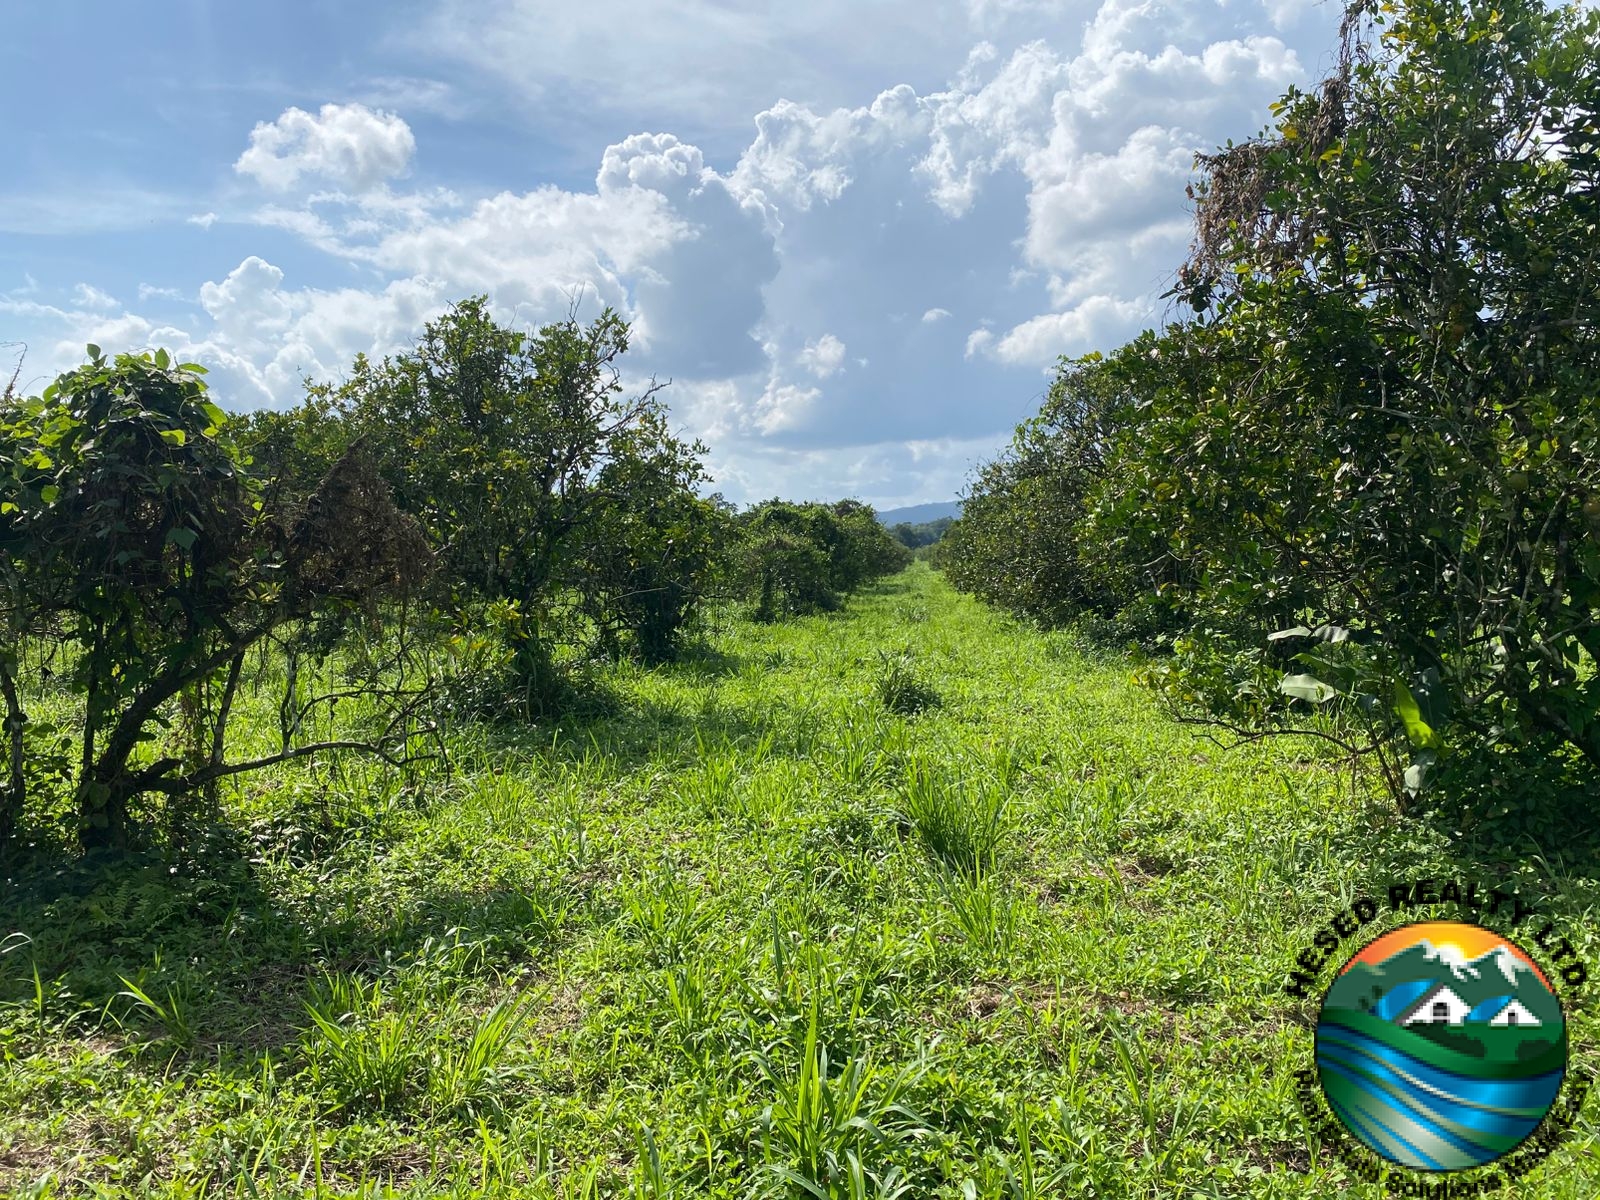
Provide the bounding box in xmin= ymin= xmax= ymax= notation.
xmin=1315 ymin=920 xmax=1568 ymax=1172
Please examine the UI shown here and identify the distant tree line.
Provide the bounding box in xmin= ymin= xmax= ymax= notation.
xmin=939 ymin=0 xmax=1600 ymax=818
xmin=889 ymin=517 xmax=954 ymax=550
xmin=734 ymin=499 xmax=911 ymax=621
xmin=0 ymin=300 xmax=908 ymax=854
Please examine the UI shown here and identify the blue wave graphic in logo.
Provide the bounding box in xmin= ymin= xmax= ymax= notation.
xmin=1316 ymin=1022 xmax=1564 ymax=1170
xmin=1371 ymin=979 xmax=1433 ymax=1022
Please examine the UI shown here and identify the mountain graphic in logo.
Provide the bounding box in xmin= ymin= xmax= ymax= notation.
xmin=1316 ymin=920 xmax=1567 ymax=1172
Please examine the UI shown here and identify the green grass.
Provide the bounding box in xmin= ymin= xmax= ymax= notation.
xmin=3 ymin=563 xmax=1600 ymax=1196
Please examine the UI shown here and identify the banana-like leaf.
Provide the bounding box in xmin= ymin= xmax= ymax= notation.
xmin=1268 ymin=625 xmax=1312 ymax=641
xmin=1404 ymin=750 xmax=1438 ymax=795
xmin=1280 ymin=673 xmax=1337 ymax=704
xmin=1392 ymin=679 xmax=1443 ymax=750
xmin=1269 ymin=623 xmax=1370 ymax=644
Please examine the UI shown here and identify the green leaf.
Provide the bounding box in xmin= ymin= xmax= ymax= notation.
xmin=39 ymin=485 xmax=59 ymax=503
xmin=154 ymin=349 xmax=170 ymax=370
xmin=166 ymin=527 xmax=198 ymax=551
xmin=86 ymin=343 xmax=101 ymax=360
xmin=1268 ymin=625 xmax=1312 ymax=641
xmin=1280 ymin=673 xmax=1337 ymax=704
xmin=159 ymin=429 xmax=188 ymax=446
xmin=1392 ymin=679 xmax=1442 ymax=750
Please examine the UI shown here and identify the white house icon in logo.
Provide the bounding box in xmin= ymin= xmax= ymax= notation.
xmin=1488 ymin=999 xmax=1540 ymax=1027
xmin=1399 ymin=982 xmax=1543 ymax=1028
xmin=1402 ymin=983 xmax=1472 ymax=1026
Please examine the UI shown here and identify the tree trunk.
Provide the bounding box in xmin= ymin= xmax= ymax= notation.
xmin=75 ymin=630 xmax=261 ymax=853
xmin=76 ymin=770 xmax=131 ymax=853
xmin=0 ymin=656 xmax=24 ymax=854
xmin=75 ymin=632 xmax=119 ymax=852
xmin=204 ymin=652 xmax=245 ymax=820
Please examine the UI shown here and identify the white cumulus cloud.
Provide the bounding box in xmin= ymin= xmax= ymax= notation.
xmin=800 ymin=334 xmax=848 ymax=378
xmin=235 ymin=103 xmax=416 ymax=193
xmin=4 ymin=0 xmax=1350 ymax=505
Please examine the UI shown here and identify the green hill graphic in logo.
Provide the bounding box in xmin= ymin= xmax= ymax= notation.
xmin=1315 ymin=920 xmax=1567 ymax=1172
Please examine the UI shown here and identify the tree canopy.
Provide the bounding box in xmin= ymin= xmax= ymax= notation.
xmin=942 ymin=0 xmax=1600 ymax=813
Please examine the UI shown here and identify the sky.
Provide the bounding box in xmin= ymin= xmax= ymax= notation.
xmin=0 ymin=0 xmax=1350 ymax=508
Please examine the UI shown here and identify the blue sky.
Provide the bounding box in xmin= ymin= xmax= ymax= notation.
xmin=1 ymin=0 xmax=1350 ymax=507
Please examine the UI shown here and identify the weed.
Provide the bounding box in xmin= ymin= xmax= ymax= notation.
xmin=749 ymin=1003 xmax=931 ymax=1197
xmin=112 ymin=970 xmax=199 ymax=1049
xmin=934 ymin=867 xmax=1022 ymax=962
xmin=896 ymin=757 xmax=1009 ymax=875
xmin=873 ymin=649 xmax=942 ymax=716
xmin=678 ymin=731 xmax=743 ymax=815
xmin=0 ymin=565 xmax=1513 ymax=1199
xmin=622 ymin=865 xmax=713 ymax=965
xmin=301 ymin=972 xmax=429 ymax=1115
xmin=428 ymin=991 xmax=538 ymax=1118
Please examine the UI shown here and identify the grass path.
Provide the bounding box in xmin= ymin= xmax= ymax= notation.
xmin=3 ymin=564 xmax=1598 ymax=1197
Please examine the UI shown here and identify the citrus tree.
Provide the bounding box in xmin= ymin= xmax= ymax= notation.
xmin=322 ymin=298 xmax=718 ymax=710
xmin=0 ymin=348 xmax=432 ymax=853
xmin=1108 ymin=0 xmax=1600 ymax=799
xmin=733 ymin=500 xmax=910 ymax=620
xmin=575 ymin=410 xmax=728 ymax=663
xmin=940 ymin=358 xmax=1176 ymax=636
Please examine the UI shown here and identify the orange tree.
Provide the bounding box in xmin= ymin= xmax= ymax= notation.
xmin=320 ymin=298 xmax=723 ymax=711
xmin=575 ymin=409 xmax=728 ymax=663
xmin=1097 ymin=0 xmax=1600 ymax=805
xmin=0 ymin=348 xmax=431 ymax=854
xmin=733 ymin=500 xmax=910 ymax=621
xmin=940 ymin=358 xmax=1178 ymax=638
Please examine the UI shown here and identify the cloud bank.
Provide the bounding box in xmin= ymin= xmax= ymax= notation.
xmin=8 ymin=0 xmax=1342 ymax=506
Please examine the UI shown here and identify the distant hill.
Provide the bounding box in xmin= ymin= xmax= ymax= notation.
xmin=876 ymin=501 xmax=962 ymax=526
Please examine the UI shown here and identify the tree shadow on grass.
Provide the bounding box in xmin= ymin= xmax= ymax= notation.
xmin=0 ymin=605 xmax=821 ymax=1091
xmin=1307 ymin=750 xmax=1600 ymax=930
xmin=669 ymin=639 xmax=745 ymax=680
xmin=0 ymin=647 xmax=793 ymax=1074
xmin=441 ymin=689 xmax=779 ymax=782
xmin=0 ymin=819 xmax=582 ymax=1080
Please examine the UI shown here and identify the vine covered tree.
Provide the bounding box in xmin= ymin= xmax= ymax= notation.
xmin=0 ymin=348 xmax=433 ymax=852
